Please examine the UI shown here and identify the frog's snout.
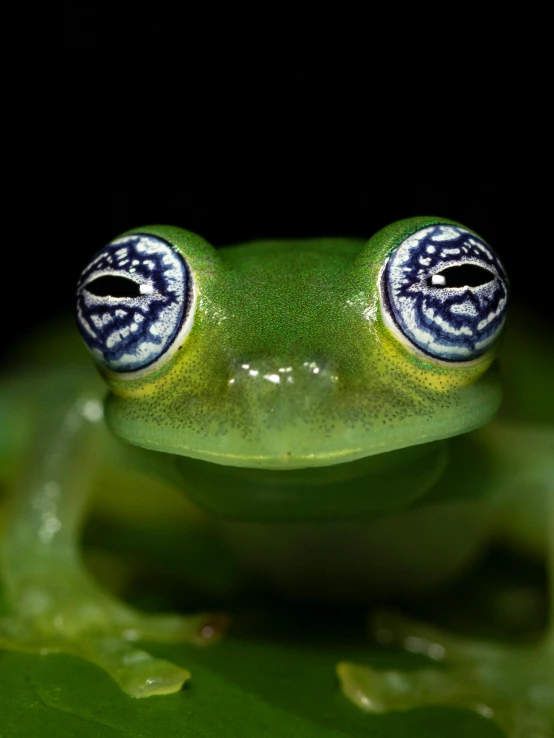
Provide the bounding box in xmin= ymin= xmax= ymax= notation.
xmin=227 ymin=357 xmax=339 ymax=394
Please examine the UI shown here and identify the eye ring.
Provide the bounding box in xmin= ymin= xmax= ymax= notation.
xmin=379 ymin=224 xmax=508 ymax=365
xmin=76 ymin=234 xmax=196 ymax=378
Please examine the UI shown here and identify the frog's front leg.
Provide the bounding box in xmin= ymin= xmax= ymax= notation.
xmin=338 ymin=426 xmax=554 ymax=737
xmin=0 ymin=389 xmax=224 ymax=697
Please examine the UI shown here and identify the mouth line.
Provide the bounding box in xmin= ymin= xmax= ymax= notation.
xmin=177 ymin=445 xmax=368 ymax=469
xmin=132 ymin=423 xmax=464 ymax=470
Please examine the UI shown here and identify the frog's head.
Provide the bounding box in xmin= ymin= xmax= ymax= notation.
xmin=77 ymin=217 xmax=508 ymax=519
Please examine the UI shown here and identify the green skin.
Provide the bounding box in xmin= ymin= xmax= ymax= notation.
xmin=0 ymin=217 xmax=552 ymax=736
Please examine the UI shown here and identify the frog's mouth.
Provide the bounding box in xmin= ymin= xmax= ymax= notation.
xmin=105 ymin=369 xmax=501 ymax=471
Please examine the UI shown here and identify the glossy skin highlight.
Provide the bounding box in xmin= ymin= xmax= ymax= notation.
xmin=0 ymin=217 xmax=552 ymax=737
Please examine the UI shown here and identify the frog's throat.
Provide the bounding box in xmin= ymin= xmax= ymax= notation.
xmin=171 ymin=440 xmax=450 ymax=521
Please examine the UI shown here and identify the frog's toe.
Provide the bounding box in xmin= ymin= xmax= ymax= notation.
xmin=79 ymin=636 xmax=191 ymax=698
xmin=338 ymin=660 xmax=484 ymax=713
xmin=369 ymin=609 xmax=501 ymax=663
xmin=120 ymin=611 xmax=230 ymax=645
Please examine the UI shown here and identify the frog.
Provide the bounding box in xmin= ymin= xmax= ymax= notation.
xmin=0 ymin=216 xmax=552 ymax=737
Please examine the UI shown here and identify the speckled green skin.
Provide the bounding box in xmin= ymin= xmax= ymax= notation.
xmin=106 ymin=218 xmax=499 ymax=471
xmin=0 ymin=218 xmax=552 ymax=734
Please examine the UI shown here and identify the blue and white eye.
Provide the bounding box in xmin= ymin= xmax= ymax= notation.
xmin=380 ymin=225 xmax=508 ymax=363
xmin=76 ymin=234 xmax=195 ymax=376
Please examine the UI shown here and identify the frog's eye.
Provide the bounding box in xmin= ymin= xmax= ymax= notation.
xmin=76 ymin=234 xmax=195 ymax=376
xmin=380 ymin=225 xmax=508 ymax=363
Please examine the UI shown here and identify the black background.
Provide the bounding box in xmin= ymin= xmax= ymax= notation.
xmin=8 ymin=7 xmax=552 ymax=358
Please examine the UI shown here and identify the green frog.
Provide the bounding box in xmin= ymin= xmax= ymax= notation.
xmin=0 ymin=217 xmax=552 ymax=737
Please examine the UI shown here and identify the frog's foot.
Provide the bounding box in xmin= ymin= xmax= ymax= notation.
xmin=337 ymin=611 xmax=554 ymax=738
xmin=0 ymin=569 xmax=228 ymax=697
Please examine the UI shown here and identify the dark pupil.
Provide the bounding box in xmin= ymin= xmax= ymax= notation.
xmin=428 ymin=263 xmax=495 ymax=289
xmin=86 ymin=275 xmax=142 ymax=298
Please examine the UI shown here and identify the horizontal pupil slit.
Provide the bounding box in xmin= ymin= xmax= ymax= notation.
xmin=86 ymin=275 xmax=142 ymax=298
xmin=428 ymin=264 xmax=495 ymax=288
